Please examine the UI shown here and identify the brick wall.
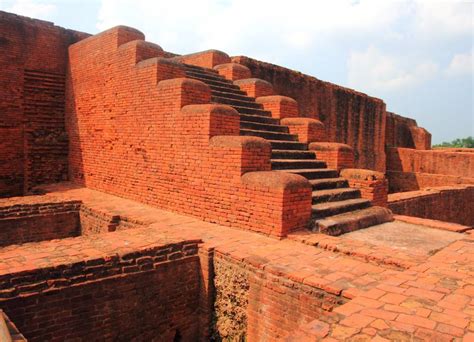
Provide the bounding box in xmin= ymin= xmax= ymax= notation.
xmin=211 ymin=252 xmax=346 ymax=341
xmin=387 ymin=147 xmax=474 ymax=192
xmin=340 ymin=169 xmax=388 ymax=207
xmin=385 ymin=111 xmax=431 ymax=150
xmin=388 ymin=185 xmax=474 ymax=226
xmin=0 ymin=11 xmax=87 ymax=197
xmin=0 ymin=241 xmax=201 ymax=341
xmin=66 ymin=26 xmax=312 ymax=237
xmin=0 ymin=201 xmax=80 ymax=246
xmin=232 ymin=56 xmax=387 ymax=172
xmin=247 ymin=262 xmax=345 ymax=340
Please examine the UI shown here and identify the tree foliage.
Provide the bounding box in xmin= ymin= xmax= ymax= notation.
xmin=433 ymin=136 xmax=474 ymax=148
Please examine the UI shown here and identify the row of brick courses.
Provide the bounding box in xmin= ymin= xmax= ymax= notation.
xmin=387 ymin=147 xmax=474 ymax=192
xmin=0 ymin=200 xmax=81 ymax=246
xmin=211 ymin=250 xmax=347 ymax=341
xmin=232 ymin=56 xmax=387 ymax=172
xmin=0 ymin=198 xmax=146 ymax=246
xmin=340 ymin=169 xmax=389 ymax=207
xmin=66 ymin=26 xmax=312 ymax=237
xmin=385 ymin=111 xmax=431 ymax=150
xmin=0 ymin=211 xmax=79 ymax=247
xmin=388 ymin=185 xmax=474 ymax=226
xmin=0 ymin=11 xmax=87 ymax=197
xmin=0 ymin=227 xmax=202 ymax=341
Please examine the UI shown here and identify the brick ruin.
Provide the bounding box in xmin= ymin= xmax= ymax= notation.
xmin=0 ymin=11 xmax=473 ymax=341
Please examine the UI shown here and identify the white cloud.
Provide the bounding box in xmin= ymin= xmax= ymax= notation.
xmin=347 ymin=46 xmax=439 ymax=92
xmin=95 ymin=0 xmax=406 ymax=55
xmin=5 ymin=0 xmax=56 ymax=20
xmin=415 ymin=1 xmax=473 ymax=37
xmin=445 ymin=49 xmax=474 ymax=76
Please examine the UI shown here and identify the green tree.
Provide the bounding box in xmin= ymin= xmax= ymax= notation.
xmin=433 ymin=136 xmax=474 ymax=148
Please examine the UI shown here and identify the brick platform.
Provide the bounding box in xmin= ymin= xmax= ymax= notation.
xmin=0 ymin=184 xmax=471 ymax=340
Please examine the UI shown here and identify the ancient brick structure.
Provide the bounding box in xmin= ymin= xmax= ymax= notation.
xmin=0 ymin=10 xmax=473 ymax=341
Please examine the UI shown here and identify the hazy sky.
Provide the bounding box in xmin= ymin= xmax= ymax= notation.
xmin=1 ymin=0 xmax=472 ymax=143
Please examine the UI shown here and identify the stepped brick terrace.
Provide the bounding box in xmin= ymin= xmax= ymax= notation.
xmin=0 ymin=11 xmax=473 ymax=341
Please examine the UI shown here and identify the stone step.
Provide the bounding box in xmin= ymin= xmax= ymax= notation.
xmin=309 ymin=178 xmax=349 ymax=190
xmin=187 ymin=75 xmax=240 ymax=89
xmin=231 ymin=105 xmax=272 ymax=116
xmin=239 ymin=114 xmax=280 ymax=125
xmin=271 ymin=150 xmax=316 ymax=160
xmin=240 ymin=121 xmax=289 ymax=133
xmin=312 ymin=206 xmax=393 ymax=236
xmin=312 ymin=188 xmax=361 ymax=204
xmin=211 ymin=90 xmax=255 ymax=102
xmin=212 ymin=95 xmax=262 ymax=109
xmin=240 ymin=129 xmax=298 ymax=141
xmin=186 ymin=70 xmax=228 ymax=82
xmin=208 ymin=84 xmax=247 ymax=95
xmin=282 ymin=168 xmax=339 ymax=179
xmin=271 ymin=159 xmax=327 ymax=170
xmin=183 ymin=64 xmax=219 ymax=74
xmin=312 ymin=198 xmax=371 ymax=219
xmin=269 ymin=140 xmax=308 ymax=151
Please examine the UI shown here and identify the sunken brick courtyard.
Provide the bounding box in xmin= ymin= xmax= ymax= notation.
xmin=0 ymin=10 xmax=473 ymax=341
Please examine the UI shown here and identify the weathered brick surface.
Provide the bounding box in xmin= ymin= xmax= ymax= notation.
xmin=66 ymin=26 xmax=312 ymax=237
xmin=233 ymin=56 xmax=387 ymax=172
xmin=172 ymin=49 xmax=231 ymax=68
xmin=387 ymin=147 xmax=474 ymax=192
xmin=1 ymin=185 xmax=472 ymax=340
xmin=388 ymin=185 xmax=474 ymax=226
xmin=281 ymin=117 xmax=327 ymax=143
xmin=214 ymin=62 xmax=251 ymax=81
xmin=234 ymin=78 xmax=274 ymax=98
xmin=386 ymin=111 xmax=431 ymax=150
xmin=0 ymin=235 xmax=201 ymax=341
xmin=0 ymin=201 xmax=80 ymax=246
xmin=309 ymin=142 xmax=355 ymax=171
xmin=256 ymin=95 xmax=299 ymax=119
xmin=0 ymin=11 xmax=87 ymax=197
xmin=341 ymin=169 xmax=388 ymax=207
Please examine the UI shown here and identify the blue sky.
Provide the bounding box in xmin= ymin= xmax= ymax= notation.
xmin=1 ymin=0 xmax=472 ymax=143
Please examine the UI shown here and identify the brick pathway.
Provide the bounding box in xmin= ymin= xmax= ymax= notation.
xmin=1 ymin=183 xmax=472 ymax=340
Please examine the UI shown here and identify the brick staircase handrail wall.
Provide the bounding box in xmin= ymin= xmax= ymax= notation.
xmin=66 ymin=26 xmax=312 ymax=237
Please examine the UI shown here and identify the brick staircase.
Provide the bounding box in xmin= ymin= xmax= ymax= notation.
xmin=184 ymin=64 xmax=392 ymax=235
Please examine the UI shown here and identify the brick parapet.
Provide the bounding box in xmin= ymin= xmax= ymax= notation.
xmin=233 ymin=78 xmax=274 ymax=98
xmin=309 ymin=142 xmax=355 ymax=171
xmin=0 ymin=228 xmax=201 ymax=299
xmin=340 ymin=169 xmax=388 ymax=207
xmin=171 ymin=49 xmax=231 ymax=68
xmin=388 ymin=185 xmax=474 ymax=226
xmin=281 ymin=117 xmax=327 ymax=143
xmin=213 ymin=63 xmax=251 ymax=81
xmin=255 ymin=95 xmax=299 ymax=119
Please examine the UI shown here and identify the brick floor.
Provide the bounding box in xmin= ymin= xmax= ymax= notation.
xmin=1 ymin=183 xmax=472 ymax=340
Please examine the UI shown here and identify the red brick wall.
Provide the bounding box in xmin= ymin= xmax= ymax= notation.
xmin=0 ymin=243 xmax=201 ymax=341
xmin=66 ymin=27 xmax=311 ymax=237
xmin=0 ymin=11 xmax=87 ymax=197
xmin=0 ymin=201 xmax=81 ymax=246
xmin=387 ymin=147 xmax=474 ymax=192
xmin=232 ymin=56 xmax=387 ymax=172
xmin=247 ymin=262 xmax=345 ymax=340
xmin=340 ymin=169 xmax=388 ymax=207
xmin=212 ymin=252 xmax=346 ymax=341
xmin=385 ymin=111 xmax=431 ymax=150
xmin=0 ymin=212 xmax=79 ymax=247
xmin=388 ymin=185 xmax=474 ymax=226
